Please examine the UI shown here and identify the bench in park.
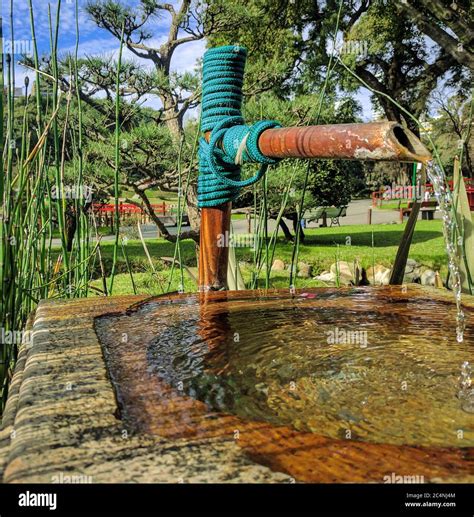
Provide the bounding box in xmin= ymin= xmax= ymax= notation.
xmin=400 ymin=200 xmax=437 ymax=222
xmin=304 ymin=206 xmax=348 ymax=227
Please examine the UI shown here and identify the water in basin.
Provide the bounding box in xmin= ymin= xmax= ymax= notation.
xmin=96 ymin=287 xmax=474 ymax=448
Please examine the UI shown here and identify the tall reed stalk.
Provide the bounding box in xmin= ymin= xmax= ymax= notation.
xmin=108 ymin=22 xmax=125 ymax=295
xmin=166 ymin=128 xmax=200 ymax=293
xmin=0 ymin=0 xmax=95 ymax=412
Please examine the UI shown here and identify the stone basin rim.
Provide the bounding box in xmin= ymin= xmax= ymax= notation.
xmin=1 ymin=285 xmax=472 ymax=483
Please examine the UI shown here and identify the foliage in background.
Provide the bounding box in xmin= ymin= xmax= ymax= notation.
xmin=429 ymin=94 xmax=473 ymax=178
xmin=308 ymin=160 xmax=363 ymax=208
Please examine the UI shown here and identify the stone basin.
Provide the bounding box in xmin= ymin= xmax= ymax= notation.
xmin=1 ymin=285 xmax=473 ymax=483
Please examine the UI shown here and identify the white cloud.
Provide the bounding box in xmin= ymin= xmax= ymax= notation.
xmin=171 ymin=39 xmax=205 ymax=73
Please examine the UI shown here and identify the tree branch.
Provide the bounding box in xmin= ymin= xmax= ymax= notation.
xmin=395 ymin=0 xmax=474 ymax=71
xmin=131 ymin=184 xmax=199 ymax=243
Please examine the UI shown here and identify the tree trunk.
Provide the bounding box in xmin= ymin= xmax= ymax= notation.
xmin=277 ymin=218 xmax=294 ymax=242
xmin=186 ymin=184 xmax=201 ymax=233
xmin=291 ymin=214 xmax=305 ymax=243
xmin=462 ymin=144 xmax=473 ymax=178
xmin=65 ymin=204 xmax=77 ymax=253
xmin=160 ymin=88 xmax=182 ymax=142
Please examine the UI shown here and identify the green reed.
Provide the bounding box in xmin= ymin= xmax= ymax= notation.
xmin=108 ymin=21 xmax=125 ymax=295
xmin=166 ymin=128 xmax=200 ymax=294
xmin=251 ymin=163 xmax=298 ymax=287
xmin=0 ymin=0 xmax=97 ymax=411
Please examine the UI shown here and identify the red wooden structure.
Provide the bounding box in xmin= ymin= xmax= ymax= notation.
xmin=91 ymin=202 xmax=177 ymax=227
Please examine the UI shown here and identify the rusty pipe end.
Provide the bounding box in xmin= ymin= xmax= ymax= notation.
xmin=385 ymin=124 xmax=432 ymax=163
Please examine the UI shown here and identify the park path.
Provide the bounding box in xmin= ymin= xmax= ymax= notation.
xmin=230 ymin=198 xmax=440 ymax=234
xmin=51 ymin=199 xmax=440 ymax=246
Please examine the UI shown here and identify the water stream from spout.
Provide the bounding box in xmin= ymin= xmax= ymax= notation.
xmin=459 ymin=361 xmax=474 ymax=413
xmin=425 ymin=161 xmax=473 ymax=413
xmin=425 ymin=160 xmax=465 ymax=343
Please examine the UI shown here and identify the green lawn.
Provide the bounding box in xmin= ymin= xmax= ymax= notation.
xmin=86 ymin=220 xmax=446 ymax=295
xmin=375 ymin=200 xmax=409 ymax=210
xmin=92 ymin=270 xmax=198 ymax=296
xmin=235 ymin=220 xmax=446 ymax=272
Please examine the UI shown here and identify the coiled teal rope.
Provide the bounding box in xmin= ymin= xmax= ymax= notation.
xmin=198 ymin=46 xmax=281 ymax=208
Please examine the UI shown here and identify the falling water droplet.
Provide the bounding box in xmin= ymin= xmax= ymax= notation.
xmin=458 ymin=361 xmax=474 ymax=413
xmin=459 ymin=361 xmax=472 ymax=392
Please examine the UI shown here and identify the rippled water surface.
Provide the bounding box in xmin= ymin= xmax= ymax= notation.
xmin=97 ymin=288 xmax=474 ymax=447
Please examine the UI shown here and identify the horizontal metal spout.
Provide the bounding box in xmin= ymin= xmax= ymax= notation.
xmin=205 ymin=121 xmax=432 ymax=163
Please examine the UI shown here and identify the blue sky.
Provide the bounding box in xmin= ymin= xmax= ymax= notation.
xmin=1 ymin=0 xmax=375 ymax=119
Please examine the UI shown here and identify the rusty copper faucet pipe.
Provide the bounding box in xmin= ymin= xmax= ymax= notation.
xmin=257 ymin=122 xmax=431 ymax=162
xmin=204 ymin=121 xmax=432 ymax=163
xmin=199 ymin=121 xmax=432 ymax=291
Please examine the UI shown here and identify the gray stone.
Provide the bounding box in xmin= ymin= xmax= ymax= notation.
xmin=315 ymin=270 xmax=335 ymax=283
xmin=297 ymin=261 xmax=312 ymax=278
xmin=271 ymin=259 xmax=285 ymax=272
xmin=330 ymin=261 xmax=353 ymax=285
xmin=421 ymin=269 xmax=437 ymax=286
xmin=403 ymin=259 xmax=422 ymax=283
xmin=367 ymin=265 xmax=391 ymax=285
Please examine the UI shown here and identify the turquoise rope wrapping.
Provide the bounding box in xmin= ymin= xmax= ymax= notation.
xmin=198 ymin=45 xmax=281 ymax=208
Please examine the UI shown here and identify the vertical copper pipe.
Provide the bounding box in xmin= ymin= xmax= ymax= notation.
xmin=199 ymin=203 xmax=232 ymax=290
